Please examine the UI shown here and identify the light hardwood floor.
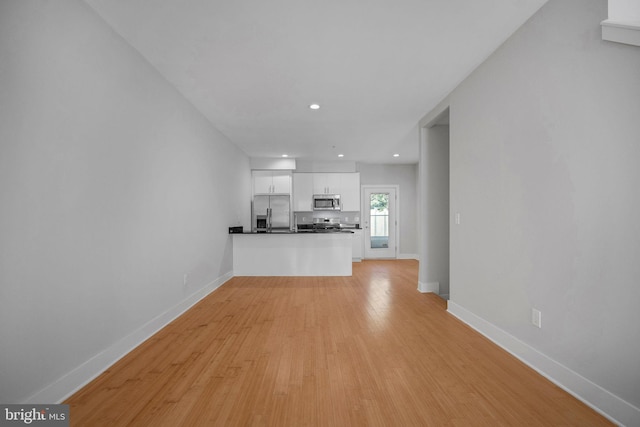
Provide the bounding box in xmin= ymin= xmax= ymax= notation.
xmin=66 ymin=260 xmax=613 ymax=426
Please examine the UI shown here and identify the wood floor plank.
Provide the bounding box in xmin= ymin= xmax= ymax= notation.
xmin=66 ymin=260 xmax=613 ymax=426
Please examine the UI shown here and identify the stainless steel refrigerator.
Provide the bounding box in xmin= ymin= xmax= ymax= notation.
xmin=252 ymin=195 xmax=291 ymax=232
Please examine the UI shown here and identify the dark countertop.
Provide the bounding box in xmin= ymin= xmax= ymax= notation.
xmin=232 ymin=230 xmax=354 ymax=235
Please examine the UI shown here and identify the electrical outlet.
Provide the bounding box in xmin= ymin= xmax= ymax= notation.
xmin=183 ymin=273 xmax=188 ymax=286
xmin=531 ymin=308 xmax=542 ymax=328
xmin=455 ymin=213 xmax=461 ymax=225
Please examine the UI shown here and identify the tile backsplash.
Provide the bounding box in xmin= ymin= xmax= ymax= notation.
xmin=295 ymin=211 xmax=360 ymax=225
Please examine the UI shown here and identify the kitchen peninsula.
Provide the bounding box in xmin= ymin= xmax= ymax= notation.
xmin=232 ymin=232 xmax=353 ymax=276
xmin=237 ymin=166 xmax=361 ymax=276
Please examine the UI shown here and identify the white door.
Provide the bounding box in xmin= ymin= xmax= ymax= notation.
xmin=363 ymin=187 xmax=397 ymax=259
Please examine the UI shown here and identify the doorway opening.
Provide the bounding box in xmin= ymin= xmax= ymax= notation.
xmin=419 ymin=107 xmax=450 ymax=298
xmin=363 ymin=186 xmax=398 ymax=259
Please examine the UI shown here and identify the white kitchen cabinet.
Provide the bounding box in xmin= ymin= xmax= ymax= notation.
xmin=233 ymin=233 xmax=352 ymax=276
xmin=292 ymin=172 xmax=360 ymax=212
xmin=253 ymin=172 xmax=272 ymax=194
xmin=253 ymin=171 xmax=291 ymax=195
xmin=271 ymin=172 xmax=291 ymax=193
xmin=313 ymin=173 xmax=341 ymax=195
xmin=351 ymin=229 xmax=363 ymax=262
xmin=339 ymin=173 xmax=361 ymax=211
xmin=292 ymin=173 xmax=314 ymax=211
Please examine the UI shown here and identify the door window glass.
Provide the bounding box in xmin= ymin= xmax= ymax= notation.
xmin=369 ymin=193 xmax=389 ymax=248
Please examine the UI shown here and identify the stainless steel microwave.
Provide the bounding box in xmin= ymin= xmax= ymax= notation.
xmin=313 ymin=194 xmax=341 ymax=211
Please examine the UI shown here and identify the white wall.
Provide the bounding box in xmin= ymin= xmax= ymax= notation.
xmin=358 ymin=163 xmax=418 ymax=258
xmin=0 ymin=0 xmax=251 ymax=403
xmin=295 ymin=160 xmax=357 ymax=173
xmin=608 ymin=0 xmax=640 ymax=20
xmin=440 ymin=0 xmax=640 ymax=422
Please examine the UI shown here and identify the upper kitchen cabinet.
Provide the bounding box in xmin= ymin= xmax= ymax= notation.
xmin=292 ymin=173 xmax=314 ymax=211
xmin=293 ymin=172 xmax=360 ymax=212
xmin=253 ymin=171 xmax=292 ymax=195
xmin=313 ymin=173 xmax=342 ymax=195
xmin=339 ymin=173 xmax=360 ymax=212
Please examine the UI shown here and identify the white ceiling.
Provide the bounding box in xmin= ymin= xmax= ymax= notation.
xmin=85 ymin=0 xmax=547 ymax=164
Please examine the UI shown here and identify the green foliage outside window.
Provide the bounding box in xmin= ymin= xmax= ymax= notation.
xmin=370 ymin=193 xmax=389 ymax=212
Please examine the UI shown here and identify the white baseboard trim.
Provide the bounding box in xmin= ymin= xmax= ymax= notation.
xmin=25 ymin=271 xmax=234 ymax=404
xmin=417 ymin=281 xmax=439 ymax=294
xmin=447 ymin=301 xmax=639 ymax=427
xmin=398 ymin=253 xmax=419 ymax=260
xmin=601 ymin=19 xmax=640 ymax=47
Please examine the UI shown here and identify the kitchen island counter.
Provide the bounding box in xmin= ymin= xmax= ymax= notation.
xmin=232 ymin=232 xmax=352 ymax=276
xmin=234 ymin=230 xmax=354 ymax=235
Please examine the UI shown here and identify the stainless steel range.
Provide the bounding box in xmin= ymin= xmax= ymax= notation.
xmin=295 ymin=217 xmax=340 ymax=232
xmin=312 ymin=217 xmax=341 ymax=232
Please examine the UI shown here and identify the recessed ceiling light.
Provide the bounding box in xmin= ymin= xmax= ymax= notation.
xmin=393 ymin=153 xmax=400 ymax=157
xmin=338 ymin=154 xmax=344 ymax=158
xmin=282 ymin=154 xmax=288 ymax=157
xmin=309 ymin=104 xmax=320 ymax=110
